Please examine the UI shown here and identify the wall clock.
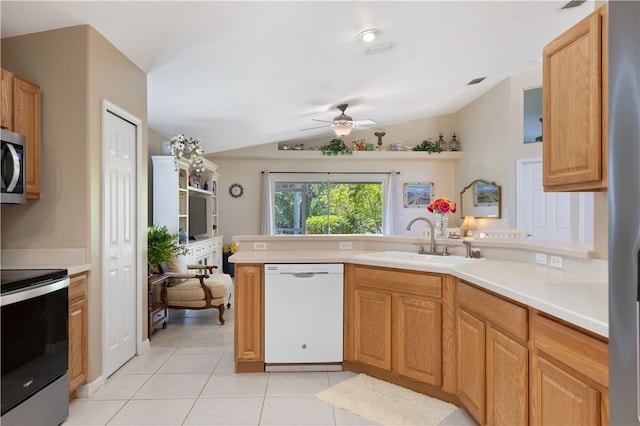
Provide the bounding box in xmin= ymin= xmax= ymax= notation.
xmin=229 ymin=183 xmax=244 ymax=198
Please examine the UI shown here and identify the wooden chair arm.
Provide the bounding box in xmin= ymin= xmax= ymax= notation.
xmin=186 ymin=264 xmax=218 ymax=276
xmin=165 ymin=272 xmax=198 ymax=280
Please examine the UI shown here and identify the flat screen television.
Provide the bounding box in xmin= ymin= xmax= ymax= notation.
xmin=188 ymin=195 xmax=208 ymax=239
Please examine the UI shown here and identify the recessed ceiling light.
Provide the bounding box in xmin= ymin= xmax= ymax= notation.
xmin=358 ymin=29 xmax=379 ymax=42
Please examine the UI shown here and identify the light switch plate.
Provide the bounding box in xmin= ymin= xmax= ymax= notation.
xmin=339 ymin=241 xmax=352 ymax=250
xmin=253 ymin=242 xmax=267 ymax=250
xmin=535 ymin=253 xmax=547 ymax=265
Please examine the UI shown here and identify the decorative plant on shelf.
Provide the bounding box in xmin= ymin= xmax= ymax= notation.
xmin=169 ymin=133 xmax=205 ymax=172
xmin=147 ymin=224 xmax=188 ymax=274
xmin=319 ymin=138 xmax=352 ymax=156
xmin=412 ymin=138 xmax=442 ymax=154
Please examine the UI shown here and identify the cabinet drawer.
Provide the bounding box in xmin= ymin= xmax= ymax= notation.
xmin=353 ymin=265 xmax=441 ymax=298
xmin=457 ymin=281 xmax=528 ymax=341
xmin=533 ymin=313 xmax=608 ymax=388
xmin=68 ymin=274 xmax=87 ymax=304
xmin=151 ymin=309 xmax=166 ymax=324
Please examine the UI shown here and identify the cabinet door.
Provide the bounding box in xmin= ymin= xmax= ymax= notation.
xmin=531 ymin=356 xmax=600 ymax=425
xmin=456 ymin=308 xmax=486 ymax=424
xmin=1 ymin=68 xmax=13 ymax=129
xmin=68 ymin=274 xmax=87 ymax=395
xmin=486 ymin=327 xmax=528 ymax=426
xmin=393 ymin=294 xmax=441 ymax=385
xmin=12 ymin=76 xmax=41 ymax=198
xmin=234 ymin=264 xmax=264 ymax=372
xmin=354 ymin=288 xmax=392 ymax=370
xmin=543 ymin=6 xmax=607 ymax=191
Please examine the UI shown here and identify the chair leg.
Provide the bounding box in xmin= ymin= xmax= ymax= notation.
xmin=217 ymin=304 xmax=225 ymax=325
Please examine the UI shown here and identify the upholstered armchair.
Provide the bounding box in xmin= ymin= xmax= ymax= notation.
xmin=160 ymin=256 xmax=232 ymax=324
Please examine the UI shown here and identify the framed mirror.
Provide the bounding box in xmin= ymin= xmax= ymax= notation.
xmin=460 ymin=179 xmax=501 ymax=218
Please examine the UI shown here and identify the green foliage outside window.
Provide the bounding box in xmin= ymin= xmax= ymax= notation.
xmin=274 ymin=181 xmax=383 ymax=235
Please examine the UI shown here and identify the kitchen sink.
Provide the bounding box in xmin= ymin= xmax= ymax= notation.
xmin=352 ymin=251 xmax=482 ymax=267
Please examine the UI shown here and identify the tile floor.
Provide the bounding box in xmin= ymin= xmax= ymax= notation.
xmin=63 ymin=307 xmax=475 ymax=425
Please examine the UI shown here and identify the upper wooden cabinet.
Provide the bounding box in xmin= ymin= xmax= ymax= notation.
xmin=1 ymin=68 xmax=42 ymax=199
xmin=542 ymin=5 xmax=608 ymax=192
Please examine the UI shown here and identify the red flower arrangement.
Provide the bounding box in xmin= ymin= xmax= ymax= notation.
xmin=427 ymin=198 xmax=457 ymax=214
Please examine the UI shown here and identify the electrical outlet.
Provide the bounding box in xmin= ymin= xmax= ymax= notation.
xmin=535 ymin=253 xmax=547 ymax=265
xmin=253 ymin=242 xmax=267 ymax=250
xmin=550 ymin=255 xmax=563 ymax=268
xmin=420 ymin=228 xmax=432 ymax=238
xmin=339 ymin=241 xmax=352 ymax=250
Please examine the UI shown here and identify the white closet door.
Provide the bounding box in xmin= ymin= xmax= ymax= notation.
xmin=103 ymin=110 xmax=137 ymax=377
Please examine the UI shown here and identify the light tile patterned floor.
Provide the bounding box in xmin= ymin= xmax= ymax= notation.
xmin=63 ymin=308 xmax=475 ymax=425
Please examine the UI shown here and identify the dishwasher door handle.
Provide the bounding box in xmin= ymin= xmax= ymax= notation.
xmin=278 ymin=272 xmax=329 ymax=278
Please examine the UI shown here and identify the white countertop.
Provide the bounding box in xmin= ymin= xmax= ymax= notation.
xmin=230 ymin=250 xmax=608 ymax=338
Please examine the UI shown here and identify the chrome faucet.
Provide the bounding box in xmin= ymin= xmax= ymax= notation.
xmin=406 ymin=217 xmax=437 ymax=254
xmin=463 ymin=240 xmax=472 ymax=258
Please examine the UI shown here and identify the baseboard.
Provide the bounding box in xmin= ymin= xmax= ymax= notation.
xmin=75 ymin=375 xmax=106 ymax=398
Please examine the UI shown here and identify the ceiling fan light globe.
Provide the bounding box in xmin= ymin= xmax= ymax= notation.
xmin=332 ymin=121 xmax=354 ymax=137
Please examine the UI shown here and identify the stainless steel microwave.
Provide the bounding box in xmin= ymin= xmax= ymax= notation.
xmin=1 ymin=129 xmax=26 ymax=204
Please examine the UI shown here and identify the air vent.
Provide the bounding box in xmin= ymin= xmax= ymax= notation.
xmin=365 ymin=42 xmax=395 ymax=55
xmin=561 ymin=0 xmax=586 ymax=9
xmin=467 ymin=77 xmax=486 ymax=85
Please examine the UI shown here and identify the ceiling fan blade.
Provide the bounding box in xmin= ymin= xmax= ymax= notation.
xmin=353 ymin=119 xmax=377 ymax=126
xmin=300 ymin=124 xmax=331 ymax=131
xmin=311 ymin=118 xmax=334 ymax=124
xmin=356 ymin=123 xmax=386 ymax=132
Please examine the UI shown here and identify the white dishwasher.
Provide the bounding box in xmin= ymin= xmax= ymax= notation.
xmin=264 ymin=263 xmax=343 ymax=370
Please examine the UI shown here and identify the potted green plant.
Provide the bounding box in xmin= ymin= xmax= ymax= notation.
xmin=147 ymin=223 xmax=187 ymax=275
xmin=320 ymin=138 xmax=352 ymax=156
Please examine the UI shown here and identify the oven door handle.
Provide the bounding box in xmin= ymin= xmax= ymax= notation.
xmin=0 ymin=277 xmax=70 ymax=306
xmin=3 ymin=142 xmax=21 ymax=192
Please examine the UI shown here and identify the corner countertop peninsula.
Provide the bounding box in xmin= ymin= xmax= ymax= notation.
xmin=229 ymin=235 xmax=608 ymax=338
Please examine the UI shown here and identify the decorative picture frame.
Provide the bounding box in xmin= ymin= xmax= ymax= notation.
xmin=403 ymin=182 xmax=434 ymax=208
xmin=473 ymin=181 xmax=499 ymax=207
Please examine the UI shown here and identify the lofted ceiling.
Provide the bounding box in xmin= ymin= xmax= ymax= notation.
xmin=1 ymin=1 xmax=594 ymax=154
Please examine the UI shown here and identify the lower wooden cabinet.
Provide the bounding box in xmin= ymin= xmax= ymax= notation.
xmin=68 ymin=272 xmax=87 ymax=397
xmin=393 ymin=294 xmax=442 ymax=385
xmin=347 ymin=265 xmax=444 ymax=387
xmin=456 ymin=281 xmax=528 ymax=425
xmin=353 ymin=288 xmax=392 ymax=370
xmin=456 ymin=308 xmax=486 ymax=421
xmin=531 ymin=312 xmax=609 ymax=425
xmin=233 ymin=264 xmax=264 ymax=373
xmin=233 ymin=261 xmax=609 ymax=425
xmin=486 ymin=327 xmax=528 ymax=425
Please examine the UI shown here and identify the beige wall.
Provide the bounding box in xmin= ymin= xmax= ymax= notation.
xmin=209 ymin=64 xmax=607 ymax=258
xmin=1 ymin=26 xmax=89 ymax=248
xmin=456 ymin=64 xmax=607 ymax=258
xmin=2 ymin=25 xmax=148 ymax=382
xmin=209 ymin=114 xmax=460 ymax=244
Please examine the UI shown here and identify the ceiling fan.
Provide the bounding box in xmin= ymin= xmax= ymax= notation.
xmin=301 ymin=104 xmax=378 ymax=137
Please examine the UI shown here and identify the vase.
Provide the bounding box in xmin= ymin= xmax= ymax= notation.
xmin=434 ymin=212 xmax=448 ymax=238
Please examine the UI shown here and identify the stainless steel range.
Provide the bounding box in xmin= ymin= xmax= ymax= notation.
xmin=1 ymin=268 xmax=69 ymax=426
